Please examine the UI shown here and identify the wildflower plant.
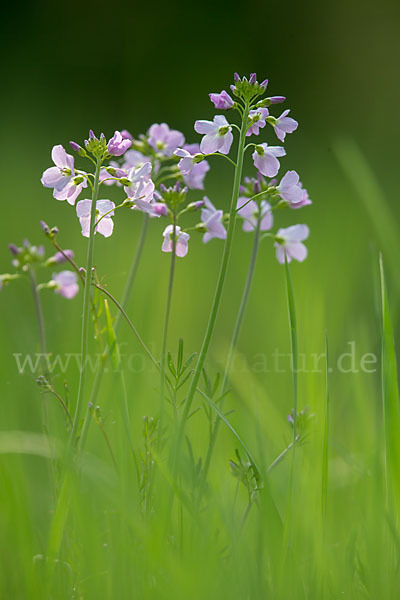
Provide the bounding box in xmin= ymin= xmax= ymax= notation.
xmin=1 ymin=72 xmax=314 ymax=595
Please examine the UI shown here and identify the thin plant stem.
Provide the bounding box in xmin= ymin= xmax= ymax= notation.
xmin=79 ymin=214 xmax=150 ymax=448
xmin=29 ymin=267 xmax=51 ymax=436
xmin=70 ymin=156 xmax=102 ymax=443
xmin=175 ymin=101 xmax=251 ymax=457
xmin=279 ymin=259 xmax=298 ymax=585
xmin=94 ymin=282 xmax=159 ymax=370
xmin=115 ymin=213 xmax=149 ymax=330
xmin=159 ymin=216 xmax=177 ymax=433
xmin=29 ymin=267 xmax=47 ymax=368
xmin=199 ymin=211 xmax=262 ymax=494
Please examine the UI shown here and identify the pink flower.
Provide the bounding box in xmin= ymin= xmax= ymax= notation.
xmin=41 ymin=145 xmax=87 ymax=205
xmin=120 ymin=130 xmax=133 ymax=140
xmin=209 ymin=90 xmax=234 ymax=109
xmin=194 ymin=115 xmax=233 ymax=155
xmin=274 ymin=225 xmax=309 ymax=263
xmin=124 ymin=163 xmax=154 ymax=202
xmin=246 ymin=108 xmax=269 ymax=137
xmin=52 ymin=271 xmax=79 ymax=299
xmin=200 ymin=197 xmax=227 ymax=243
xmin=252 ymin=143 xmax=286 ymax=177
xmin=47 ymin=249 xmax=74 ymax=265
xmin=291 ymin=184 xmax=312 ymax=209
xmin=277 ymin=171 xmax=303 ymax=205
xmin=99 ymin=161 xmax=126 ymax=186
xmin=76 ymin=199 xmax=115 ymax=238
xmin=162 ymin=225 xmax=190 ymax=257
xmin=107 ymin=131 xmax=132 ymax=156
xmin=273 ymin=110 xmax=298 ymax=142
xmin=174 ymin=147 xmax=199 ymax=175
xmin=184 ymin=161 xmax=210 ymax=190
xmin=236 ymin=198 xmax=273 ymax=232
xmin=122 ymin=150 xmax=152 ymax=172
xmin=148 ymin=123 xmax=185 ymax=156
xmin=174 ymin=144 xmax=210 ymax=190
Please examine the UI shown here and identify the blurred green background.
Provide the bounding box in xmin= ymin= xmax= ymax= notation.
xmin=1 ymin=0 xmax=399 ymax=419
xmin=1 ymin=0 xmax=400 ymax=596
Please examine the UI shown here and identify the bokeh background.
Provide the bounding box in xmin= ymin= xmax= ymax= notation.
xmin=2 ymin=0 xmax=399 ymax=412
xmin=1 ymin=1 xmax=400 ymax=594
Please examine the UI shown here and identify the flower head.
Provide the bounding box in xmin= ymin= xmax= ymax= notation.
xmin=107 ymin=130 xmax=132 ymax=156
xmin=246 ymin=108 xmax=269 ymax=137
xmin=52 ymin=271 xmax=79 ymax=299
xmin=291 ymin=184 xmax=312 ymax=209
xmin=200 ymin=197 xmax=227 ymax=243
xmin=236 ymin=198 xmax=273 ymax=232
xmin=122 ymin=149 xmax=152 ymax=172
xmin=252 ymin=143 xmax=286 ymax=177
xmin=273 ymin=109 xmax=298 ymax=142
xmin=174 ymin=143 xmax=210 ymax=190
xmin=162 ymin=225 xmax=190 ymax=257
xmin=230 ymin=73 xmax=268 ymax=101
xmin=76 ymin=199 xmax=115 ymax=238
xmin=148 ymin=123 xmax=185 ymax=156
xmin=274 ymin=225 xmax=309 ymax=263
xmin=209 ymin=91 xmax=234 ymax=110
xmin=123 ymin=163 xmax=155 ymax=209
xmin=41 ymin=145 xmax=87 ymax=205
xmin=194 ymin=115 xmax=233 ymax=155
xmin=120 ymin=130 xmax=133 ymax=141
xmin=47 ymin=250 xmax=75 ymax=265
xmin=277 ymin=171 xmax=303 ymax=206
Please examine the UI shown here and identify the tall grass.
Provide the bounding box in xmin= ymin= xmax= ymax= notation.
xmin=1 ymin=141 xmax=400 ymax=599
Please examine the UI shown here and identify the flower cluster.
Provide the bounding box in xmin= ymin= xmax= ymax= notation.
xmin=0 ymin=231 xmax=79 ymax=298
xmin=38 ymin=72 xmax=311 ymax=264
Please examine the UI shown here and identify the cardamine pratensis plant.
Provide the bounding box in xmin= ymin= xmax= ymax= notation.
xmin=1 ymin=73 xmax=312 ymax=560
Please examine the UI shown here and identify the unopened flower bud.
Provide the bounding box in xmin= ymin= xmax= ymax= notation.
xmin=152 ymin=203 xmax=169 ymax=216
xmin=70 ymin=141 xmax=87 ymax=157
xmin=249 ymin=73 xmax=257 ymax=84
xmin=270 ymin=96 xmax=286 ymax=104
xmin=9 ymin=244 xmax=19 ymax=256
xmin=121 ymin=130 xmax=133 ymax=140
xmin=105 ymin=166 xmax=117 ymax=176
xmin=40 ymin=221 xmax=50 ymax=234
xmin=187 ymin=200 xmax=205 ymax=211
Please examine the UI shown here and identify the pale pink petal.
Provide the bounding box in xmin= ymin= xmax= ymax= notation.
xmin=76 ymin=199 xmax=91 ymax=218
xmin=97 ymin=217 xmax=114 ymax=238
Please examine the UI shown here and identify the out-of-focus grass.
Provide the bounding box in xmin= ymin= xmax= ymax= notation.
xmin=0 ymin=137 xmax=400 ymax=598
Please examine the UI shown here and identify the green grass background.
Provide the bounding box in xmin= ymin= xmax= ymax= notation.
xmin=1 ymin=0 xmax=400 ymax=597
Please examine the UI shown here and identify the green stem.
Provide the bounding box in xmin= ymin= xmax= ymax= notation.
xmin=79 ymin=213 xmax=150 ymax=450
xmin=279 ymin=259 xmax=298 ymax=583
xmin=115 ymin=213 xmax=149 ymax=330
xmin=95 ymin=282 xmax=159 ymax=370
xmin=175 ymin=102 xmax=250 ymax=457
xmin=70 ymin=157 xmax=101 ymax=443
xmin=199 ymin=211 xmax=262 ymax=491
xmin=29 ymin=267 xmax=51 ymax=436
xmin=28 ymin=268 xmax=47 ymax=366
xmin=159 ymin=216 xmax=177 ymax=431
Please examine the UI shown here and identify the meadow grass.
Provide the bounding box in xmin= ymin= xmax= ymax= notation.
xmin=0 ymin=138 xmax=399 ymax=599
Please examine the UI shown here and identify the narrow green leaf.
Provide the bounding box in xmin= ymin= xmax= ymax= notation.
xmin=379 ymin=254 xmax=400 ymax=517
